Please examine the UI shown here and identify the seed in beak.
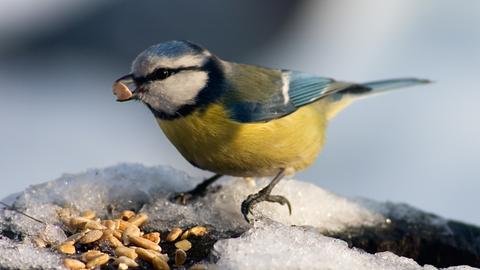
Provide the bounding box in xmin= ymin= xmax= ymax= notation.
xmin=113 ymin=81 xmax=133 ymax=101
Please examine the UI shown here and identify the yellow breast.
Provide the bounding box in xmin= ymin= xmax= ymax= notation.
xmin=157 ymin=100 xmax=329 ymax=177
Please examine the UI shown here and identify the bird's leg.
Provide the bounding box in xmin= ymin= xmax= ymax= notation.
xmin=172 ymin=174 xmax=223 ymax=205
xmin=241 ymin=169 xmax=292 ymax=223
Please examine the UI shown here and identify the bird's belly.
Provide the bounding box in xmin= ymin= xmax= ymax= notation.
xmin=157 ymin=102 xmax=328 ymax=177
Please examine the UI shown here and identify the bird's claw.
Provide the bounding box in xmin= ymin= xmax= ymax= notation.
xmin=241 ymin=191 xmax=292 ymax=223
xmin=171 ymin=192 xmax=193 ymax=205
xmin=170 ymin=184 xmax=221 ymax=205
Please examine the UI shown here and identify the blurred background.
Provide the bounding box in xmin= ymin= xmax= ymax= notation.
xmin=1 ymin=1 xmax=479 ymax=224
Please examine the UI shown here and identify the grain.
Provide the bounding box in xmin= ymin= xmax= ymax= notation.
xmin=120 ymin=210 xmax=136 ymax=221
xmin=152 ymin=256 xmax=170 ymax=270
xmin=128 ymin=213 xmax=148 ymax=227
xmin=69 ymin=216 xmax=91 ymax=229
xmin=115 ymin=246 xmax=138 ymax=260
xmin=63 ymin=258 xmax=85 ymax=270
xmin=80 ymin=250 xmax=104 ymax=262
xmin=85 ymin=221 xmax=106 ymax=230
xmin=85 ymin=253 xmax=109 ymax=269
xmin=143 ymin=232 xmax=160 ymax=244
xmin=122 ymin=224 xmax=141 ymax=245
xmin=113 ymin=81 xmax=133 ymax=101
xmin=180 ymin=230 xmax=190 ymax=240
xmin=189 ymin=264 xmax=207 ymax=270
xmin=174 ymin=249 xmax=187 ymax=266
xmin=129 ymin=235 xmax=161 ymax=251
xmin=78 ymin=229 xmax=103 ymax=244
xmin=114 ymin=256 xmax=139 ymax=267
xmin=64 ymin=231 xmax=87 ymax=244
xmin=58 ymin=243 xmax=75 ymax=254
xmin=103 ymin=220 xmax=116 ymax=230
xmin=106 ymin=234 xmax=124 ymax=248
xmin=189 ymin=226 xmax=207 ymax=237
xmin=175 ymin=239 xmax=192 ymax=251
xmin=166 ymin=228 xmax=182 ymax=242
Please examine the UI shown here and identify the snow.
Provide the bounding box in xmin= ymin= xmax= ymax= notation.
xmin=214 ymin=221 xmax=476 ymax=270
xmin=0 ymin=163 xmax=477 ymax=269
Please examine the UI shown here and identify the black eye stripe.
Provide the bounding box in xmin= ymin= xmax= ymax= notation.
xmin=134 ymin=66 xmax=202 ymax=84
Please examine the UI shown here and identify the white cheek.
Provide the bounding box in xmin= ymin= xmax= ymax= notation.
xmin=146 ymin=71 xmax=208 ymax=115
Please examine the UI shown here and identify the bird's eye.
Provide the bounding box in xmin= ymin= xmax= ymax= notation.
xmin=152 ymin=69 xmax=172 ymax=80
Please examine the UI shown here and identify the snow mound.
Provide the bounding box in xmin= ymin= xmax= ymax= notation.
xmin=0 ymin=164 xmax=477 ymax=269
xmin=214 ymin=221 xmax=475 ymax=270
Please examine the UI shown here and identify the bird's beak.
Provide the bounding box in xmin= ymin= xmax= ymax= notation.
xmin=113 ymin=74 xmax=137 ymax=102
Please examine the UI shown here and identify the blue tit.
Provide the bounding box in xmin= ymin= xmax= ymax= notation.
xmin=114 ymin=40 xmax=430 ymax=222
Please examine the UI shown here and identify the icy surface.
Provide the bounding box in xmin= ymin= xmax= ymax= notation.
xmin=3 ymin=163 xmax=383 ymax=237
xmin=0 ymin=164 xmax=477 ymax=269
xmin=0 ymin=237 xmax=63 ymax=269
xmin=214 ymin=221 xmax=475 ymax=270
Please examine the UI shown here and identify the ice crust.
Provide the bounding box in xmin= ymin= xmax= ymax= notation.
xmin=0 ymin=164 xmax=477 ymax=269
xmin=214 ymin=221 xmax=475 ymax=270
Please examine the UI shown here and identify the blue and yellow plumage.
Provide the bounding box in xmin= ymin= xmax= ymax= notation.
xmin=114 ymin=40 xmax=429 ymax=222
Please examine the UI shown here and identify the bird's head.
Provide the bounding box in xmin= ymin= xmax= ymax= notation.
xmin=115 ymin=40 xmax=224 ymax=119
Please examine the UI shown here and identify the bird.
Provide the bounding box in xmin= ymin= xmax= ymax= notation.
xmin=113 ymin=40 xmax=430 ymax=222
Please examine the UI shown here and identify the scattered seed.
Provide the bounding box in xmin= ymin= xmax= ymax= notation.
xmin=134 ymin=247 xmax=156 ymax=262
xmin=113 ymin=256 xmax=139 ymax=267
xmin=58 ymin=243 xmax=75 ymax=254
xmin=64 ymin=231 xmax=87 ymax=244
xmin=152 ymin=256 xmax=170 ymax=270
xmin=175 ymin=239 xmax=192 ymax=251
xmin=143 ymin=232 xmax=160 ymax=244
xmin=122 ymin=224 xmax=141 ymax=245
xmin=80 ymin=250 xmax=104 ymax=262
xmin=103 ymin=220 xmax=116 ymax=230
xmin=175 ymin=249 xmax=187 ymax=266
xmin=106 ymin=234 xmax=124 ymax=248
xmin=85 ymin=253 xmax=109 ymax=269
xmin=129 ymin=235 xmax=161 ymax=251
xmin=78 ymin=229 xmax=103 ymax=244
xmin=189 ymin=264 xmax=207 ymax=270
xmin=33 ymin=237 xmax=47 ymax=248
xmin=63 ymin=258 xmax=86 ymax=270
xmin=69 ymin=216 xmax=91 ymax=229
xmin=128 ymin=213 xmax=148 ymax=227
xmin=189 ymin=226 xmax=207 ymax=237
xmin=113 ymin=219 xmax=121 ymax=230
xmin=166 ymin=228 xmax=182 ymax=242
xmin=120 ymin=210 xmax=136 ymax=221
xmin=55 ymin=207 xmax=208 ymax=270
xmin=81 ymin=210 xmax=96 ymax=220
xmin=62 ymin=240 xmax=76 ymax=246
xmin=113 ymin=81 xmax=133 ymax=101
xmin=180 ymin=230 xmax=190 ymax=240
xmin=57 ymin=208 xmax=74 ymax=223
xmin=115 ymin=246 xmax=138 ymax=260
xmin=113 ymin=230 xmax=123 ymax=239
xmin=85 ymin=220 xmax=106 ymax=230
xmin=117 ymin=219 xmax=131 ymax=231
xmin=158 ymin=252 xmax=170 ymax=262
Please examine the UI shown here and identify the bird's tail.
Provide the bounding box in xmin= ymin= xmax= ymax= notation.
xmin=326 ymin=78 xmax=431 ymax=119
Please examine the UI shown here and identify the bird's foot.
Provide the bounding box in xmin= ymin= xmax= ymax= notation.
xmin=172 ymin=191 xmax=194 ymax=205
xmin=171 ymin=174 xmax=223 ymax=205
xmin=171 ymin=185 xmax=221 ymax=205
xmin=241 ymin=189 xmax=292 ymax=223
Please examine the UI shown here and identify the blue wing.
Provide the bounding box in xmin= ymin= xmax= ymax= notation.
xmin=287 ymin=71 xmax=336 ymax=107
xmin=223 ymin=64 xmax=429 ymax=123
xmin=225 ymin=69 xmax=353 ymax=123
